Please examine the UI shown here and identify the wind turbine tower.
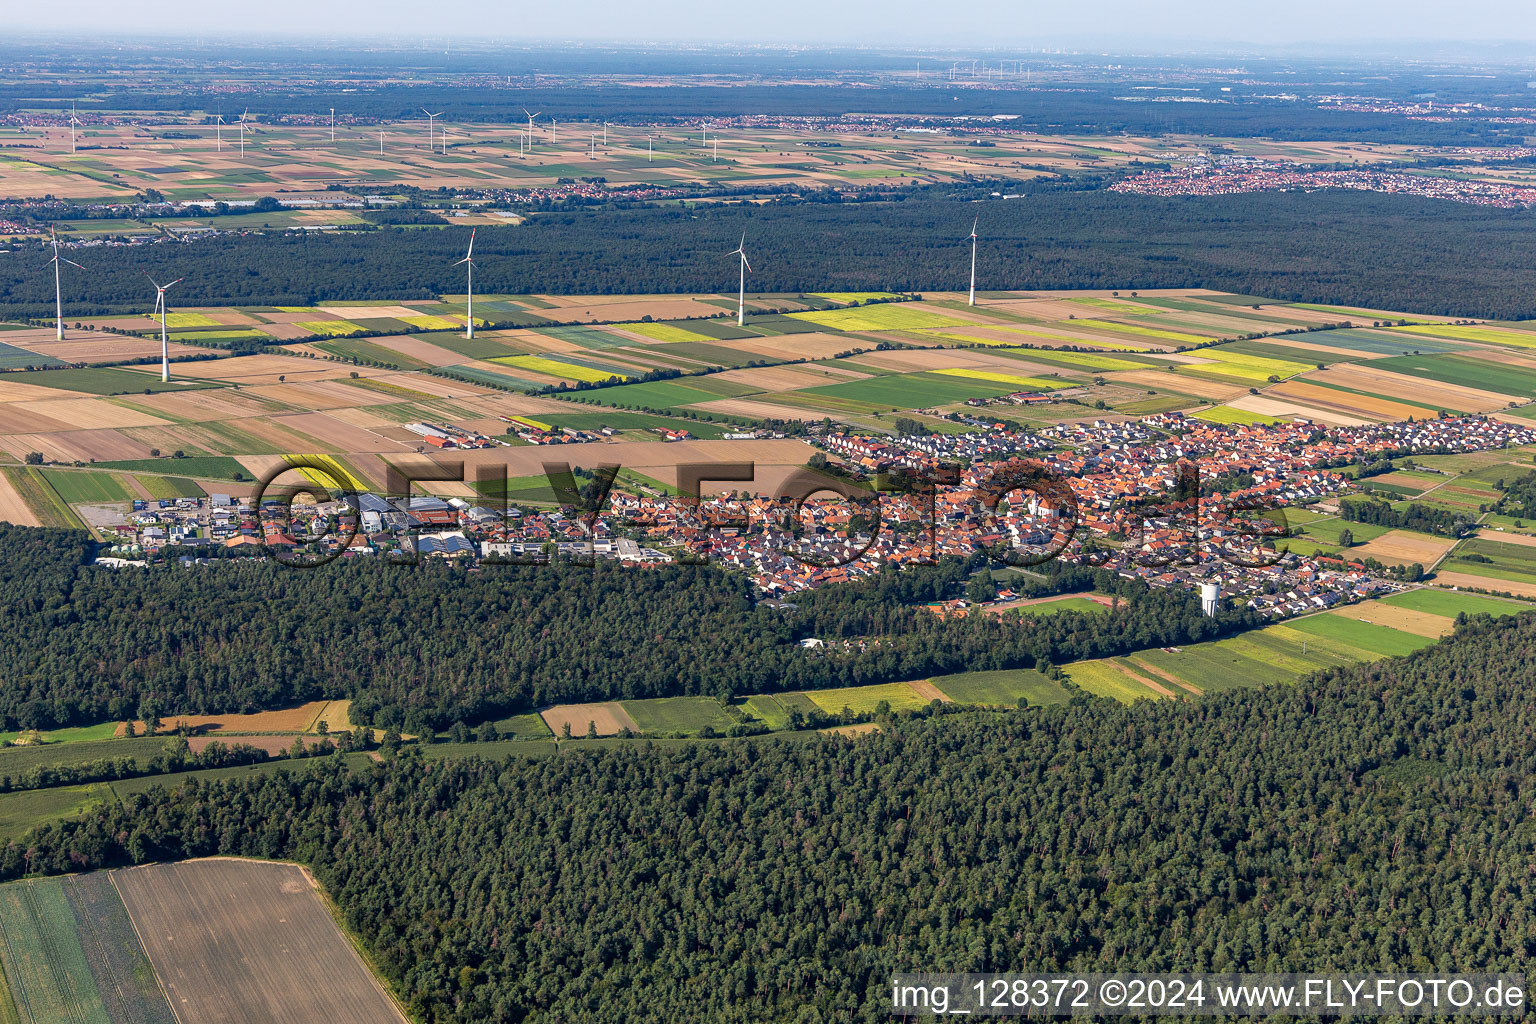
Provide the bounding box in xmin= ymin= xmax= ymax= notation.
xmin=523 ymin=108 xmax=540 ymax=150
xmin=967 ymin=217 xmax=979 ymax=307
xmin=454 ymin=229 xmax=477 ymax=339
xmin=238 ymin=109 xmax=250 ymax=157
xmin=728 ymin=234 xmax=752 ymax=327
xmin=422 ymin=108 xmax=441 ymax=151
xmin=145 ymin=272 xmax=185 ymax=383
xmin=330 ymin=108 xmax=336 ymax=143
xmin=68 ymin=103 xmax=82 ymax=153
xmin=47 ymin=228 xmax=83 ymax=341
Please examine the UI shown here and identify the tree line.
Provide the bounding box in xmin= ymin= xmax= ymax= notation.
xmin=8 ymin=191 xmax=1536 ymax=318
xmin=0 ymin=526 xmax=1256 ymax=732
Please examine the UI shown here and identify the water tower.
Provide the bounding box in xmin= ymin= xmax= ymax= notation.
xmin=1200 ymin=582 xmax=1220 ymax=617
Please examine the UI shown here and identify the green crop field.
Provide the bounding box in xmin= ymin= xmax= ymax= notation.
xmin=742 ymin=695 xmax=792 ymax=730
xmin=1381 ymin=589 xmax=1534 ymax=618
xmin=801 ymin=682 xmax=932 ymax=715
xmin=36 ymin=471 xmax=129 ymax=505
xmin=925 ymin=669 xmax=1071 ymax=706
xmin=1371 ymin=354 xmax=1536 ymax=397
xmin=0 ymin=878 xmax=112 ymax=1023
xmin=799 ymin=371 xmax=1017 ymax=407
xmin=485 ymin=712 xmax=554 ymax=740
xmin=1127 ymin=645 xmax=1293 ymax=693
xmin=87 ymin=456 xmax=246 ymax=480
xmin=1445 ymin=538 xmax=1536 ymax=585
xmin=572 ymin=379 xmax=749 ymax=411
xmin=1285 ymin=613 xmax=1434 ymax=658
xmin=1196 ymin=405 xmax=1281 ymax=426
xmin=55 ymin=873 xmax=176 ymax=1024
xmin=133 ymin=475 xmax=203 ymax=500
xmin=0 ymin=785 xmax=114 ymax=844
xmin=0 ymin=722 xmax=121 ymax=747
xmin=621 ymin=696 xmax=741 ymax=735
xmin=1065 ymin=661 xmax=1159 ymax=702
xmin=4 ymin=367 xmax=220 ymax=395
xmin=1 ymin=469 xmax=81 ymax=528
xmin=0 ymin=342 xmax=62 ymax=371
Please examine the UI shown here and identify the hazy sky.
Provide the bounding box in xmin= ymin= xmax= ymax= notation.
xmin=12 ymin=0 xmax=1536 ymax=47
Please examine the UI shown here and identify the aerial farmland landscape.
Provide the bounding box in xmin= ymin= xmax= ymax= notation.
xmin=5 ymin=3 xmax=1536 ymax=1022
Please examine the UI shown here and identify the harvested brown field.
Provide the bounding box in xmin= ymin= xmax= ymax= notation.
xmin=1313 ymin=364 xmax=1520 ymax=410
xmin=540 ymin=702 xmax=639 ymax=737
xmin=0 ymin=405 xmax=77 ymax=433
xmin=315 ymin=304 xmax=422 ymax=319
xmin=119 ymin=701 xmax=329 ymax=737
xmin=716 ymin=365 xmax=867 ymax=391
xmin=0 ymin=428 xmax=150 ymax=464
xmin=691 ymin=398 xmax=830 ymax=422
xmin=1269 ymin=380 xmax=1425 ymax=421
xmin=369 ymin=335 xmax=478 ymax=367
xmin=20 ymin=338 xmax=214 ymax=362
xmin=168 ymin=354 xmax=354 ymax=385
xmin=908 ymin=680 xmax=953 ymax=703
xmin=0 ymin=379 xmax=85 ymax=403
xmin=255 ymin=322 xmax=318 ymax=340
xmin=729 ymin=333 xmax=871 ymax=361
xmin=1328 ymin=604 xmax=1453 ymax=638
xmin=1351 ymin=530 xmax=1458 ymax=567
xmin=112 ymin=859 xmax=409 ymax=1024
xmin=1433 ymin=570 xmax=1536 ymax=597
xmin=1108 ymin=369 xmax=1245 ymax=400
xmin=1474 ymin=528 xmax=1536 ymax=548
xmin=1228 ymin=394 xmax=1372 ymax=426
xmin=15 ymin=397 xmax=171 ymax=429
xmin=0 ymin=468 xmax=42 ymax=526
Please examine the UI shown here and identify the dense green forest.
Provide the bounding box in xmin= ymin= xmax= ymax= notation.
xmin=7 ymin=191 xmax=1536 ymax=318
xmin=0 ymin=526 xmax=1254 ymax=730
xmin=8 ymin=611 xmax=1535 ymax=1022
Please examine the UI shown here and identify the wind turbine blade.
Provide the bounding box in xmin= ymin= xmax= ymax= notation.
xmin=742 ymin=254 xmax=752 ymax=273
xmin=61 ymin=259 xmax=85 ymax=271
xmin=142 ymin=270 xmax=161 ymax=288
xmin=166 ymin=277 xmax=184 ymax=288
xmin=466 ymin=227 xmax=475 ymax=258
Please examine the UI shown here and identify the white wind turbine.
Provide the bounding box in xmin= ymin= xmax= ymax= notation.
xmin=422 ymin=108 xmax=441 ymax=152
xmin=967 ymin=216 xmax=979 ymax=307
xmin=46 ymin=228 xmax=84 ymax=341
xmin=453 ymin=229 xmax=477 ymax=339
xmin=145 ymin=271 xmax=185 ymax=382
xmin=728 ymin=233 xmax=752 ymax=327
xmin=329 ymin=108 xmax=336 ymax=143
xmin=237 ymin=109 xmax=250 ymax=157
xmin=215 ymin=112 xmax=225 ymax=151
xmin=523 ymin=108 xmax=540 ymax=149
xmin=378 ymin=128 xmax=385 ymax=155
xmin=68 ymin=103 xmax=82 ymax=153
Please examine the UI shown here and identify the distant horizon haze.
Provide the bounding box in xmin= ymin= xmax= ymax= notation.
xmin=10 ymin=0 xmax=1536 ymax=49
